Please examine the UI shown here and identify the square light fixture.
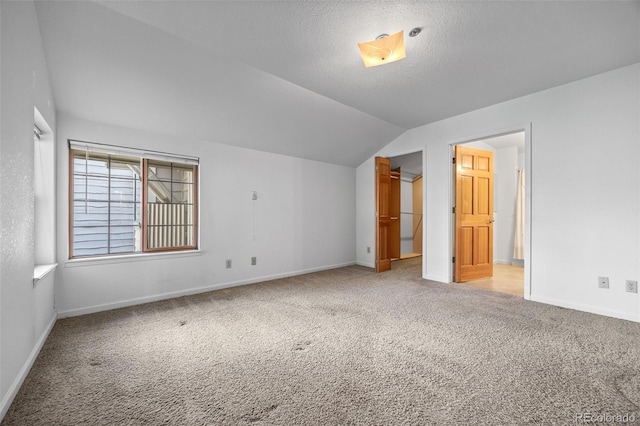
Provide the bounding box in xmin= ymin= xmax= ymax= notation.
xmin=357 ymin=30 xmax=406 ymax=67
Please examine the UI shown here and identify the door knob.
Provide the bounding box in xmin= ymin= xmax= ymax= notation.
xmin=488 ymin=219 xmax=495 ymax=224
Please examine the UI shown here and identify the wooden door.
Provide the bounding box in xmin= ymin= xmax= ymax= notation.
xmin=389 ymin=168 xmax=401 ymax=260
xmin=375 ymin=157 xmax=391 ymax=272
xmin=454 ymin=146 xmax=494 ymax=282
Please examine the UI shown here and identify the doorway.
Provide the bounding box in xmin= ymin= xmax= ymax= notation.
xmin=375 ymin=151 xmax=423 ymax=272
xmin=452 ymin=131 xmax=526 ymax=296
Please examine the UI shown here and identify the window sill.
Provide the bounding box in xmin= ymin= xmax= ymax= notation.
xmin=64 ymin=250 xmax=202 ymax=268
xmin=34 ymin=263 xmax=58 ymax=286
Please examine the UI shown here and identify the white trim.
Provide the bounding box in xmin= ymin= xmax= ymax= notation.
xmin=356 ymin=261 xmax=375 ymax=269
xmin=421 ymin=149 xmax=427 ymax=286
xmin=0 ymin=313 xmax=57 ymax=421
xmin=530 ymin=295 xmax=639 ymax=324
xmin=33 ymin=263 xmax=57 ymax=284
xmin=523 ymin=122 xmax=532 ymax=301
xmin=68 ymin=139 xmax=199 ymax=165
xmin=33 ymin=107 xmax=51 ymax=136
xmin=57 ymin=261 xmax=356 ymax=318
xmin=65 ymin=250 xmax=202 ymax=268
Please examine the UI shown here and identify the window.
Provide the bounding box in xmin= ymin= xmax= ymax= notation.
xmin=69 ymin=141 xmax=198 ymax=258
xmin=143 ymin=159 xmax=197 ymax=251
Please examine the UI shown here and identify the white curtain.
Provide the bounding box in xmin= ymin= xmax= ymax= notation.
xmin=513 ymin=169 xmax=525 ymax=260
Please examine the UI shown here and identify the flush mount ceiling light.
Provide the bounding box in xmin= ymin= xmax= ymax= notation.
xmin=357 ymin=30 xmax=406 ymax=68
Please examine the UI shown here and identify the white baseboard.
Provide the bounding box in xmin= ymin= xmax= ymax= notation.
xmin=57 ymin=261 xmax=357 ymax=318
xmin=0 ymin=312 xmax=57 ymax=421
xmin=530 ymin=294 xmax=640 ymax=323
xmin=356 ymin=261 xmax=375 ymax=269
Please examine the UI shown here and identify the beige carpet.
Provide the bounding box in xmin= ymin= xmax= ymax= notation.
xmin=3 ymin=258 xmax=640 ymax=425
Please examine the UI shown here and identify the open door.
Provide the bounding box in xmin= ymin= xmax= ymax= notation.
xmin=375 ymin=157 xmax=391 ymax=272
xmin=454 ymin=145 xmax=494 ymax=282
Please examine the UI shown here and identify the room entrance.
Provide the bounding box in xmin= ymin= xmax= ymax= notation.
xmin=375 ymin=151 xmax=423 ymax=273
xmin=452 ymin=132 xmax=526 ymax=297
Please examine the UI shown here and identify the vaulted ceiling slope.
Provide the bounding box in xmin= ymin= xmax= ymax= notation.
xmin=35 ymin=1 xmax=640 ymax=167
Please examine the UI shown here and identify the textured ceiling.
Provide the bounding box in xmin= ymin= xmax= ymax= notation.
xmin=34 ymin=1 xmax=640 ymax=167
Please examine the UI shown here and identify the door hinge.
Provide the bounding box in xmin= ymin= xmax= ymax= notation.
xmin=452 ymin=157 xmax=456 ymax=164
xmin=452 ymin=206 xmax=456 ymax=214
xmin=452 ymin=256 xmax=455 ymax=263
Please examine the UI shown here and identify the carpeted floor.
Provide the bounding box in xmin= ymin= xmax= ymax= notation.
xmin=3 ymin=258 xmax=640 ymax=425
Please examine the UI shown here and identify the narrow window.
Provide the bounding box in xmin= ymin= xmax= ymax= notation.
xmin=34 ymin=108 xmax=55 ymax=266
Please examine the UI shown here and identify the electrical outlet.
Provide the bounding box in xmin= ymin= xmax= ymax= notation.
xmin=251 ymin=257 xmax=257 ymax=266
xmin=252 ymin=191 xmax=258 ymax=200
xmin=598 ymin=276 xmax=609 ymax=289
xmin=367 ymin=246 xmax=371 ymax=254
xmin=626 ymin=280 xmax=638 ymax=293
xmin=226 ymin=259 xmax=232 ymax=269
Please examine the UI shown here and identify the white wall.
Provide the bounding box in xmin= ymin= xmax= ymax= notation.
xmin=494 ymin=146 xmax=519 ymax=264
xmin=356 ymin=159 xmax=375 ymax=268
xmin=55 ymin=115 xmax=356 ymax=316
xmin=462 ymin=140 xmax=495 ymax=152
xmin=357 ymin=63 xmax=640 ymax=322
xmin=0 ymin=1 xmax=57 ymax=418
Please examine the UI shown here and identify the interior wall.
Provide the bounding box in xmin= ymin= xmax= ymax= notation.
xmin=356 ymin=63 xmax=640 ymax=322
xmin=494 ymin=145 xmax=519 ymax=264
xmin=0 ymin=0 xmax=57 ymax=417
xmin=356 ymin=162 xmax=375 ymax=268
xmin=55 ymin=115 xmax=356 ymax=316
xmin=461 ymin=140 xmax=495 ymax=152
